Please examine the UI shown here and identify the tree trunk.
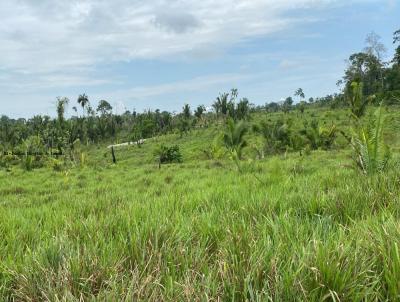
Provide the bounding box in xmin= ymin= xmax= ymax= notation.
xmin=111 ymin=146 xmax=116 ymax=164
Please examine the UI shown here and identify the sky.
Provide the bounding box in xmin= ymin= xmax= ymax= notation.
xmin=0 ymin=0 xmax=399 ymax=118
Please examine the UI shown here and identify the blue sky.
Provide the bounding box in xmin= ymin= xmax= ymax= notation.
xmin=0 ymin=0 xmax=399 ymax=118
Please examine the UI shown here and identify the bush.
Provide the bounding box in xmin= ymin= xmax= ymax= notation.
xmin=48 ymin=157 xmax=66 ymax=172
xmin=301 ymin=119 xmax=337 ymax=150
xmin=348 ymin=104 xmax=391 ymax=174
xmin=155 ymin=145 xmax=183 ymax=165
xmin=255 ymin=119 xmax=301 ymax=154
xmin=203 ymin=135 xmax=225 ymax=160
xmin=0 ymin=153 xmax=20 ymax=168
xmin=21 ymin=155 xmax=45 ymax=171
xmin=21 ymin=155 xmax=34 ymax=171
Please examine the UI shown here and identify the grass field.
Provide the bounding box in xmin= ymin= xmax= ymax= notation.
xmin=1 ymin=107 xmax=400 ymax=301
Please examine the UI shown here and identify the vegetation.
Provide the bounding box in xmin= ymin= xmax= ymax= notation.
xmin=154 ymin=144 xmax=183 ymax=167
xmin=348 ymin=105 xmax=391 ymax=174
xmin=0 ymin=28 xmax=400 ymax=300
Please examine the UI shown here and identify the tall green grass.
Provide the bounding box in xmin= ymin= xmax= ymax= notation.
xmin=0 ymin=107 xmax=399 ymax=301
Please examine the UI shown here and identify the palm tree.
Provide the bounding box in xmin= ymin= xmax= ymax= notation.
xmin=223 ymin=118 xmax=247 ymax=160
xmin=77 ymin=94 xmax=89 ymax=117
xmin=213 ymin=93 xmax=229 ymax=117
xmin=236 ymin=98 xmax=250 ymax=120
xmin=295 ymin=88 xmax=305 ymax=102
xmin=349 ymin=104 xmax=391 ymax=174
xmin=347 ymin=82 xmax=369 ymax=119
xmin=56 ymin=97 xmax=69 ymax=125
xmin=182 ymin=104 xmax=191 ymax=119
xmin=194 ymin=105 xmax=205 ymax=119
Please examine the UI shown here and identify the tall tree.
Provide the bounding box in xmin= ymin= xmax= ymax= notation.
xmin=77 ymin=94 xmax=89 ymax=117
xmin=364 ymin=31 xmax=387 ymax=61
xmin=393 ymin=29 xmax=400 ymax=64
xmin=282 ymin=97 xmax=293 ymax=113
xmin=213 ymin=93 xmax=229 ymax=116
xmin=194 ymin=105 xmax=206 ymax=122
xmin=344 ymin=52 xmax=382 ymax=96
xmin=364 ymin=32 xmax=386 ymax=90
xmin=56 ymin=97 xmax=69 ymax=125
xmin=182 ymin=104 xmax=191 ymax=120
xmin=294 ymin=88 xmax=305 ymax=102
xmin=97 ymin=100 xmax=113 ymax=116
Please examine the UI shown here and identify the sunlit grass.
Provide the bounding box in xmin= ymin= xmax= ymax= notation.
xmin=0 ymin=107 xmax=400 ymax=300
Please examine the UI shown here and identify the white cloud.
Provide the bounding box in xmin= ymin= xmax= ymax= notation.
xmin=96 ymin=72 xmax=254 ymax=101
xmin=0 ymin=0 xmax=378 ymax=117
xmin=0 ymin=0 xmax=341 ymax=76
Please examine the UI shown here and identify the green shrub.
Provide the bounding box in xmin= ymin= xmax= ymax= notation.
xmin=349 ymin=105 xmax=391 ymax=174
xmin=155 ymin=145 xmax=183 ymax=165
xmin=48 ymin=157 xmax=66 ymax=172
xmin=223 ymin=119 xmax=248 ymax=160
xmin=203 ymin=135 xmax=225 ymax=160
xmin=0 ymin=153 xmax=20 ymax=168
xmin=21 ymin=155 xmax=34 ymax=171
xmin=301 ymin=119 xmax=337 ymax=150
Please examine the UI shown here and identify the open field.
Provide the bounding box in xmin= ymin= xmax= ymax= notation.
xmin=1 ymin=107 xmax=400 ymax=301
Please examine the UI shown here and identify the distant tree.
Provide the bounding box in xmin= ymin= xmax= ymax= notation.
xmin=364 ymin=32 xmax=386 ymax=90
xmin=235 ymin=98 xmax=250 ymax=120
xmin=213 ymin=93 xmax=229 ymax=117
xmin=194 ymin=105 xmax=206 ymax=120
xmin=182 ymin=104 xmax=191 ymax=119
xmin=294 ymin=88 xmax=305 ymax=101
xmin=282 ymin=97 xmax=293 ymax=113
xmin=86 ymin=105 xmax=95 ymax=117
xmin=77 ymin=94 xmax=89 ymax=117
xmin=384 ymin=29 xmax=400 ymax=93
xmin=393 ymin=29 xmax=400 ymax=64
xmin=265 ymin=102 xmax=280 ymax=112
xmin=230 ymin=88 xmax=238 ymax=102
xmin=97 ymin=100 xmax=113 ymax=116
xmin=56 ymin=97 xmax=69 ymax=125
xmin=344 ymin=52 xmax=383 ymax=96
xmin=364 ymin=31 xmax=387 ymax=61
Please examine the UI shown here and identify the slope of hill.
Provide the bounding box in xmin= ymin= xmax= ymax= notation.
xmin=1 ymin=106 xmax=400 ymax=300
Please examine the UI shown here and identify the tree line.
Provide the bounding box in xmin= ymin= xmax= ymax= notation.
xmin=1 ymin=29 xmax=399 ymax=162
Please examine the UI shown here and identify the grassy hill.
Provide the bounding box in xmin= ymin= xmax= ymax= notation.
xmin=1 ymin=106 xmax=400 ymax=300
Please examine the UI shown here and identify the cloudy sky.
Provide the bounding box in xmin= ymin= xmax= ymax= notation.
xmin=0 ymin=0 xmax=398 ymax=117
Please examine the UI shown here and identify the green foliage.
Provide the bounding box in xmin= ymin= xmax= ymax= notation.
xmin=182 ymin=104 xmax=191 ymax=119
xmin=302 ymin=120 xmax=338 ymax=150
xmin=223 ymin=118 xmax=247 ymax=160
xmin=203 ymin=134 xmax=225 ymax=160
xmin=0 ymin=153 xmax=20 ymax=168
xmin=298 ymin=101 xmax=306 ymax=114
xmin=347 ymin=82 xmax=370 ymax=119
xmin=154 ymin=144 xmax=183 ymax=165
xmin=0 ymin=104 xmax=399 ymax=300
xmin=255 ymin=119 xmax=295 ymax=154
xmin=194 ymin=105 xmax=206 ymax=120
xmin=349 ymin=105 xmax=391 ymax=174
xmin=56 ymin=97 xmax=69 ymax=124
xmin=96 ymin=100 xmax=113 ymax=116
xmin=21 ymin=155 xmax=34 ymax=171
xmin=47 ymin=157 xmax=66 ymax=171
xmin=213 ymin=89 xmax=250 ymax=121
